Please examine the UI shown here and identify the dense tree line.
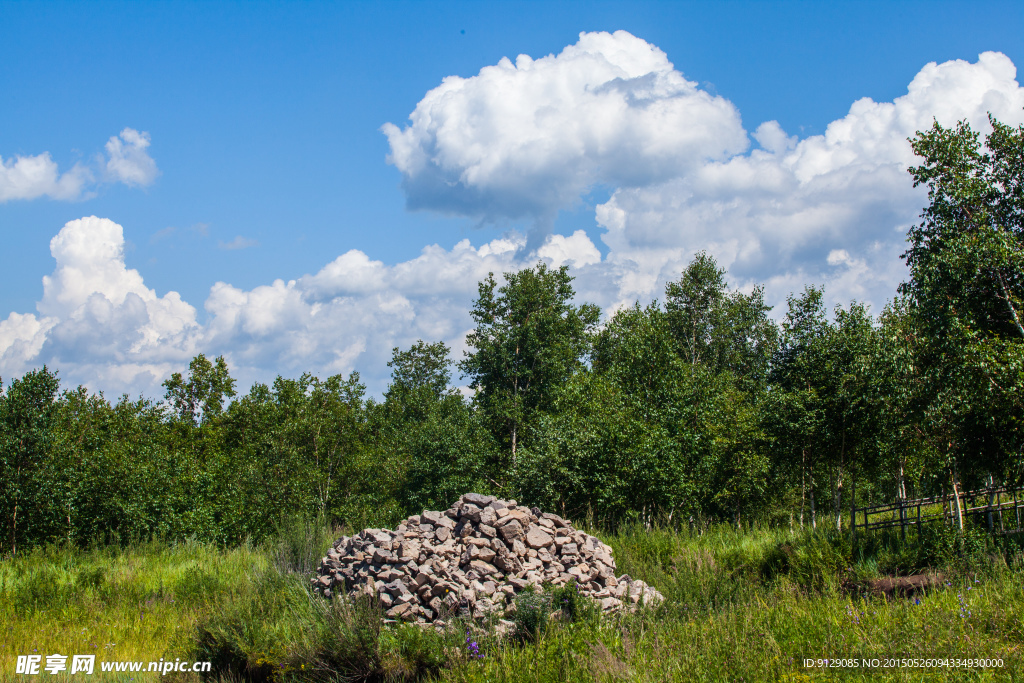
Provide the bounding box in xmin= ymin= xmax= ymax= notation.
xmin=2 ymin=117 xmax=1022 ymax=554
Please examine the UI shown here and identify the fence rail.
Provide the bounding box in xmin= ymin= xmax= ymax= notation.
xmin=852 ymin=485 xmax=1023 ymax=539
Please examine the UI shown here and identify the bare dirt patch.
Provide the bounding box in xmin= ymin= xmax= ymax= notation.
xmin=849 ymin=573 xmax=946 ymax=600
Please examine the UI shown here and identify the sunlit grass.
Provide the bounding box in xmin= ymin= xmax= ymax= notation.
xmin=0 ymin=538 xmax=267 ymax=681
xmin=3 ymin=522 xmax=1023 ymax=681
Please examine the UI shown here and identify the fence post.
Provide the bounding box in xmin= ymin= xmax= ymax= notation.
xmin=917 ymin=503 xmax=921 ymax=541
xmin=987 ymin=475 xmax=995 ymax=531
xmin=942 ymin=486 xmax=948 ymax=525
xmin=1016 ymin=488 xmax=1021 ymax=531
xmin=850 ymin=475 xmax=856 ymax=542
xmin=998 ymin=488 xmax=1004 ymax=532
xmin=899 ymin=498 xmax=906 ymax=543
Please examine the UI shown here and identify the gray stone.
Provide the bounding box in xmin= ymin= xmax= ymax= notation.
xmin=499 ymin=519 xmax=525 ymax=542
xmin=460 ymin=504 xmax=482 ymax=523
xmin=421 ymin=510 xmax=443 ymax=525
xmin=398 ymin=540 xmax=421 ymax=559
xmin=479 ymin=506 xmax=498 ymax=526
xmin=313 ymin=495 xmax=663 ymax=623
xmin=541 ymin=512 xmax=569 ymax=528
xmin=469 ymin=559 xmax=499 ymax=576
xmin=525 ymin=525 xmax=554 ymax=549
xmin=462 ymin=492 xmax=497 ymax=507
xmin=372 ymin=548 xmax=395 ymax=564
xmin=474 ymin=546 xmax=496 ymax=563
xmin=386 ymin=603 xmax=412 ymax=619
xmin=368 ymin=530 xmax=393 ymax=545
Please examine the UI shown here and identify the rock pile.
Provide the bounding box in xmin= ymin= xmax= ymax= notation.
xmin=312 ymin=493 xmax=664 ymax=622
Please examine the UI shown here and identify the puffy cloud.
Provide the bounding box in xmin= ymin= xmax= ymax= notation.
xmin=536 ymin=230 xmax=602 ymax=268
xmin=5 ymin=44 xmax=1024 ymax=399
xmin=0 ymin=152 xmax=92 ymax=202
xmin=0 ymin=129 xmax=158 ymax=203
xmin=384 ymin=35 xmax=1024 ymax=315
xmin=382 ymin=30 xmax=747 ymax=222
xmin=202 ymin=234 xmax=533 ymax=393
xmin=0 ymin=216 xmax=600 ymax=397
xmin=0 ymin=312 xmax=58 ymax=379
xmin=591 ymin=51 xmax=1024 ymax=313
xmin=103 ymin=128 xmax=159 ymax=187
xmin=0 ymin=217 xmax=201 ymax=392
xmin=593 ymin=50 xmax=1024 ymax=313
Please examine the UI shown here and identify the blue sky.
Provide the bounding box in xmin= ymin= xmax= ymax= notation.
xmin=2 ymin=1 xmax=1022 ymax=397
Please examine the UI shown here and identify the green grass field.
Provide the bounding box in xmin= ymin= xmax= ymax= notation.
xmin=3 ymin=519 xmax=1023 ymax=682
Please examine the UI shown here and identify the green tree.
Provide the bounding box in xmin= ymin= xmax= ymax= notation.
xmin=665 ymin=252 xmax=728 ymax=367
xmin=385 ymin=340 xmax=454 ymax=423
xmin=665 ymin=252 xmax=777 ymax=388
xmin=223 ymin=372 xmax=371 ymax=538
xmin=459 ymin=263 xmax=600 ymax=469
xmin=0 ymin=368 xmax=60 ymax=554
xmin=768 ymin=287 xmax=831 ymax=528
xmin=522 ymin=370 xmax=693 ymax=523
xmin=821 ymin=301 xmax=877 ymax=530
xmin=901 ymin=115 xmax=1024 ymax=508
xmin=380 ymin=340 xmax=496 ymax=513
xmin=162 ymin=354 xmax=237 ymax=425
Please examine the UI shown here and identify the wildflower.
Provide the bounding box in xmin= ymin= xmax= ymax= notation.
xmin=914 ymin=598 xmax=921 ymax=605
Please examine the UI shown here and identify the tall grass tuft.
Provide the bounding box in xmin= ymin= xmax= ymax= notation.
xmin=5 ymin=520 xmax=1024 ymax=681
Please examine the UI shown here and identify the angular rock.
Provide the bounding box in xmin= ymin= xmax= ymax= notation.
xmin=398 ymin=541 xmax=421 ymax=559
xmin=312 ymin=495 xmax=664 ymax=623
xmin=469 ymin=559 xmax=499 ymax=576
xmin=479 ymin=506 xmax=498 ymax=526
xmin=541 ymin=512 xmax=569 ymax=527
xmin=499 ymin=519 xmax=525 ymax=542
xmin=386 ymin=603 xmax=412 ymax=619
xmin=525 ymin=525 xmax=554 ymax=549
xmin=460 ymin=503 xmax=482 ymax=522
xmin=462 ymin=492 xmax=497 ymax=507
xmin=421 ymin=510 xmax=444 ymax=526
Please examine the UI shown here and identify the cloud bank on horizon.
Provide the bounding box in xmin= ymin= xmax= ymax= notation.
xmin=0 ymin=128 xmax=158 ymax=202
xmin=2 ymin=32 xmax=1024 ymax=398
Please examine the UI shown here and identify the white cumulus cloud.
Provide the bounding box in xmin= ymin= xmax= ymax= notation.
xmin=386 ymin=36 xmax=1024 ymax=314
xmin=103 ymin=128 xmax=159 ymax=187
xmin=4 ymin=41 xmax=1024 ymax=399
xmin=0 ymin=153 xmax=92 ymax=202
xmin=0 ymin=217 xmax=201 ymax=392
xmin=591 ymin=50 xmax=1024 ymax=313
xmin=0 ymin=217 xmax=601 ymax=397
xmin=0 ymin=129 xmax=158 ymax=203
xmin=382 ymin=30 xmax=747 ymax=222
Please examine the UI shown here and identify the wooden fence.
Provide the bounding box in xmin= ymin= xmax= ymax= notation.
xmin=852 ymin=485 xmax=1024 ymax=540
